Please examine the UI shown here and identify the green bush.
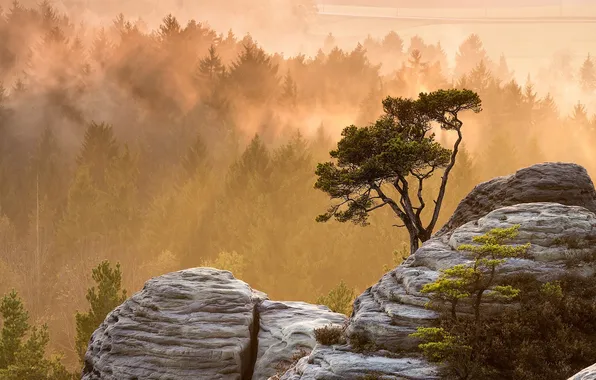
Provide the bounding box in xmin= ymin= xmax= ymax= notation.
xmin=316 ymin=280 xmax=356 ymax=316
xmin=411 ymin=225 xmax=596 ymax=379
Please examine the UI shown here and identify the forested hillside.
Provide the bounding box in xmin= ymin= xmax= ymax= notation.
xmin=0 ymin=0 xmax=595 ymax=370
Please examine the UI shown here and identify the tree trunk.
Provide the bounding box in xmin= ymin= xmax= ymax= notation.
xmin=418 ymin=229 xmax=433 ymax=245
xmin=409 ymin=232 xmax=419 ymax=255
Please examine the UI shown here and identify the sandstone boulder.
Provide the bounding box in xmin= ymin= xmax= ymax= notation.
xmin=81 ymin=268 xmax=348 ymax=380
xmin=348 ymin=202 xmax=596 ymax=351
xmin=254 ymin=301 xmax=347 ymax=379
xmin=82 ymin=268 xmax=266 ymax=380
xmin=436 ymin=162 xmax=596 ymax=236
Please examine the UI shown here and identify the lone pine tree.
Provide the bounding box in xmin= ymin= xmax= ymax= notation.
xmin=314 ymin=89 xmax=482 ymax=255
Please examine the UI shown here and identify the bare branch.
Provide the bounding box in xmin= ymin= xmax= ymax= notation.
xmin=394 ymin=176 xmax=424 ymax=234
xmin=366 ymin=201 xmax=390 ymax=212
xmin=427 ymin=124 xmax=463 ymax=234
xmin=370 ymin=183 xmax=407 ymax=221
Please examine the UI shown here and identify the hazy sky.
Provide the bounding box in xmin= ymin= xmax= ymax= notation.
xmin=4 ymin=0 xmax=593 ymax=112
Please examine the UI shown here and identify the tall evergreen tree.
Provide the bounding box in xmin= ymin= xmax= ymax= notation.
xmin=0 ymin=290 xmax=72 ymax=379
xmin=75 ymin=261 xmax=127 ymax=365
xmin=57 ymin=165 xmax=100 ymax=239
xmin=580 ymin=54 xmax=596 ymax=94
xmin=102 ymin=144 xmax=140 ymax=245
xmin=496 ymin=53 xmax=513 ymax=82
xmin=196 ymin=44 xmax=226 ymax=83
xmin=0 ymin=290 xmax=28 ymax=369
xmin=90 ymin=27 xmax=112 ymax=68
xmin=181 ymin=135 xmax=209 ymax=178
xmin=323 ymin=32 xmax=336 ymax=53
xmin=570 ymin=101 xmax=590 ymax=130
xmin=279 ymin=71 xmax=298 ymax=108
xmin=381 ymin=31 xmax=404 ymax=56
xmin=228 ymin=42 xmax=279 ymax=103
xmin=76 ymin=122 xmax=119 ymax=190
xmin=157 ymin=13 xmax=182 ymax=44
xmin=227 ymin=134 xmax=271 ymax=193
xmin=454 ymin=34 xmax=490 ymax=79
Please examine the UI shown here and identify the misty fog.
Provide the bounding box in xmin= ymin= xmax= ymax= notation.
xmin=0 ymin=0 xmax=595 ymax=371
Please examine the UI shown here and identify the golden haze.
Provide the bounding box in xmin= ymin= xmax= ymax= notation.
xmin=0 ymin=0 xmax=595 ymax=369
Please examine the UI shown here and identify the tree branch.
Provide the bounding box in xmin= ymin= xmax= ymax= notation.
xmin=394 ymin=176 xmax=424 ymax=234
xmin=366 ymin=201 xmax=390 ymax=212
xmin=427 ymin=122 xmax=462 ymax=234
xmin=370 ymin=183 xmax=408 ymax=222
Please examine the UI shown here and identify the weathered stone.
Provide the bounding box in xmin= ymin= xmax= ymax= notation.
xmin=278 ymin=346 xmax=440 ymax=380
xmin=254 ymin=301 xmax=347 ymax=380
xmin=348 ymin=202 xmax=596 ymax=352
xmin=437 ymin=162 xmax=596 ymax=236
xmin=570 ymin=363 xmax=596 ymax=380
xmin=82 ymin=268 xmax=267 ymax=380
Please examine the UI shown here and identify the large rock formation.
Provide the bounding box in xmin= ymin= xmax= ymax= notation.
xmin=254 ymin=301 xmax=346 ymax=379
xmin=82 ymin=268 xmax=346 ymax=380
xmin=83 ymin=162 xmax=596 ymax=380
xmin=436 ymin=162 xmax=596 ymax=235
xmin=346 ymin=163 xmax=596 ymax=353
xmin=347 ymin=202 xmax=596 ymax=352
xmin=282 ymin=162 xmax=596 ymax=379
xmin=82 ymin=268 xmax=265 ymax=380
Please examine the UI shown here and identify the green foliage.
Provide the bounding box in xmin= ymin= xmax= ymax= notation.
xmin=228 ymin=41 xmax=279 ymax=103
xmin=74 ymin=261 xmax=127 ymax=365
xmin=412 ymin=226 xmax=596 ymax=379
xmin=580 ymin=53 xmax=596 ymax=93
xmin=201 ymin=251 xmax=246 ymax=279
xmin=315 ymin=89 xmax=481 ymax=254
xmin=421 ymin=225 xmax=529 ymax=319
xmin=410 ymin=327 xmax=470 ymax=363
xmin=314 ymin=324 xmax=346 ymax=346
xmin=0 ymin=290 xmax=29 ymax=368
xmin=279 ymin=71 xmax=298 ymax=107
xmin=0 ymin=291 xmax=72 ymax=380
xmin=316 ymin=280 xmax=356 ymax=316
xmin=56 ymin=121 xmax=141 ymax=259
xmin=76 ymin=122 xmax=119 ymax=189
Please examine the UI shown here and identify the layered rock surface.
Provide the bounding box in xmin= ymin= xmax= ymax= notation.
xmin=348 ymin=201 xmax=596 ymax=351
xmin=347 ymin=162 xmax=596 ymax=353
xmin=82 ymin=268 xmax=346 ymax=380
xmin=436 ymin=162 xmax=596 ymax=236
xmin=82 ymin=268 xmax=265 ymax=380
xmin=255 ymin=301 xmax=346 ymax=379
xmin=286 ymin=162 xmax=596 ymax=379
xmin=279 ymin=346 xmax=439 ymax=380
xmin=570 ymin=364 xmax=596 ymax=380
